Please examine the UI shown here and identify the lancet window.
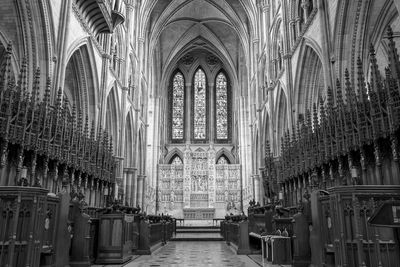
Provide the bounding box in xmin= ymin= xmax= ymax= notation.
xmin=169 ymin=66 xmax=231 ymax=143
xmin=215 ymin=72 xmax=228 ymax=140
xmin=171 ymin=72 xmax=185 ymax=140
xmin=193 ymin=68 xmax=207 ymax=140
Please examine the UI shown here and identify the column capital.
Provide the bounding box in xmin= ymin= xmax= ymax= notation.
xmin=124 ymin=167 xmax=137 ymax=173
xmin=137 ymin=175 xmax=146 ymax=180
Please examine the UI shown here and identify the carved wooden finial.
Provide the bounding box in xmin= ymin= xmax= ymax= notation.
xmin=84 ymin=116 xmax=89 ymax=138
xmin=319 ymin=96 xmax=326 ymax=123
xmin=62 ymin=97 xmax=69 ymax=119
xmin=336 ymin=78 xmax=344 ymax=108
xmin=306 ymin=108 xmax=312 ymax=133
xmin=386 ymin=25 xmax=400 ymax=81
xmin=312 ymin=102 xmax=319 ymax=130
xmin=356 ymin=57 xmax=368 ymax=103
xmin=16 ymin=57 xmax=27 ymax=100
xmin=90 ymin=120 xmax=96 ymax=141
xmin=77 ymin=110 xmax=83 ymax=134
xmin=369 ymin=43 xmax=382 ymax=92
xmin=31 ymin=68 xmax=40 ymax=105
xmin=0 ymin=43 xmax=12 ymax=93
xmin=326 ymin=86 xmax=334 ymax=111
xmin=71 ymin=104 xmax=77 ymax=128
xmin=43 ymin=77 xmax=51 ymax=106
xmin=109 ymin=135 xmax=113 ymax=155
xmin=265 ymin=139 xmax=270 ymax=158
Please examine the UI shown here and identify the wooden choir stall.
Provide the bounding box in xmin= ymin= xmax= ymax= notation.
xmin=0 ymin=44 xmax=176 ymax=266
xmin=222 ymin=26 xmax=400 ymax=267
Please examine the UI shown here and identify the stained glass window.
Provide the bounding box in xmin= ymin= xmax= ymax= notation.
xmin=170 ymin=155 xmax=183 ymax=165
xmin=216 ymin=72 xmax=228 ymax=139
xmin=193 ymin=69 xmax=207 ymax=139
xmin=172 ymin=72 xmax=184 ymax=139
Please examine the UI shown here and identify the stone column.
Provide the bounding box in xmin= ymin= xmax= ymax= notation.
xmin=124 ymin=167 xmax=136 ymax=206
xmin=132 ymin=170 xmax=138 ymax=207
xmin=253 ymin=174 xmax=260 ymax=203
xmin=53 ymin=0 xmax=72 ymax=99
xmin=137 ymin=175 xmax=145 ymax=209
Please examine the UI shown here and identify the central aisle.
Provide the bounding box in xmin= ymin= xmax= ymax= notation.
xmin=125 ymin=241 xmax=259 ymax=267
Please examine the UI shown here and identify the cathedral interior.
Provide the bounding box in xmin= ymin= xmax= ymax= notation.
xmin=0 ymin=0 xmax=399 ymax=266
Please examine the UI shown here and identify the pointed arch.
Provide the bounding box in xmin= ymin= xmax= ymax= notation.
xmin=215 ymin=148 xmax=235 ymax=164
xmin=295 ymin=44 xmax=325 ymax=116
xmin=64 ymin=43 xmax=98 ymax=122
xmin=105 ymin=85 xmax=120 ymax=149
xmin=169 ymin=154 xmax=183 ymax=165
xmin=275 ymin=85 xmax=288 ymax=154
xmin=192 ymin=67 xmax=208 ymax=141
xmin=216 ymin=155 xmax=230 ymax=164
xmin=164 ymin=148 xmax=184 ymax=164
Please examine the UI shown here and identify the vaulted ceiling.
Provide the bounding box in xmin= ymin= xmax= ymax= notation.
xmin=141 ymin=0 xmax=256 ymax=88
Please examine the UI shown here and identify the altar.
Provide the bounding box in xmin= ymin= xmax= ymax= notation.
xmin=183 ymin=208 xmax=215 ymax=220
xmin=157 ymin=147 xmax=241 ymax=218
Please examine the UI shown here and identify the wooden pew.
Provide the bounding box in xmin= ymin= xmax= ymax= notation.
xmin=221 ymin=215 xmax=251 ymax=255
xmin=135 ymin=214 xmax=174 ymax=255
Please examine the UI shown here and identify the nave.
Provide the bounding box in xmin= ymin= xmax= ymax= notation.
xmin=0 ymin=0 xmax=400 ymax=266
xmin=106 ymin=241 xmax=261 ymax=267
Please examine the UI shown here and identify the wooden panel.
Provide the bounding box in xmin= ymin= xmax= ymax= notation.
xmin=0 ymin=186 xmax=48 ymax=267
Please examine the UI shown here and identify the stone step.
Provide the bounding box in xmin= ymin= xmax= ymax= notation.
xmin=176 ymin=228 xmax=220 ymax=233
xmin=176 ymin=226 xmax=220 ymax=229
xmin=170 ymin=232 xmax=224 ymax=241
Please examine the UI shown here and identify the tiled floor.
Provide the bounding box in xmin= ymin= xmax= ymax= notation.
xmin=124 ymin=241 xmax=260 ymax=267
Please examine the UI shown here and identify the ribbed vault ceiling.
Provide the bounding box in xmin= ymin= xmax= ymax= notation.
xmin=141 ymin=0 xmax=255 ymax=87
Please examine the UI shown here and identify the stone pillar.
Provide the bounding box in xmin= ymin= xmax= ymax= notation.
xmin=132 ymin=170 xmax=138 ymax=207
xmin=253 ymin=174 xmax=260 ymax=203
xmin=124 ymin=167 xmax=136 ymax=206
xmin=53 ymin=0 xmax=72 ymax=99
xmin=137 ymin=175 xmax=144 ymax=209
